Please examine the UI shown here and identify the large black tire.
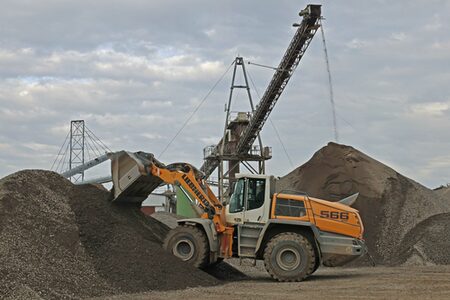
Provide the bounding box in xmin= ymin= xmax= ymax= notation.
xmin=309 ymin=241 xmax=321 ymax=275
xmin=309 ymin=257 xmax=320 ymax=275
xmin=263 ymin=232 xmax=316 ymax=282
xmin=163 ymin=225 xmax=210 ymax=269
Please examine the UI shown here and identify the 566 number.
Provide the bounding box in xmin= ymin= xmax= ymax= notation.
xmin=320 ymin=211 xmax=349 ymax=220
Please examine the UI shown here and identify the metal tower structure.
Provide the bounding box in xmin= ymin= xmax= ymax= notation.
xmin=52 ymin=119 xmax=112 ymax=183
xmin=69 ymin=120 xmax=85 ymax=182
xmin=201 ymin=5 xmax=322 ymax=200
xmin=203 ymin=57 xmax=272 ymax=200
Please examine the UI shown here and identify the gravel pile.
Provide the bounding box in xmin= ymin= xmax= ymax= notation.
xmin=278 ymin=142 xmax=450 ymax=266
xmin=0 ymin=170 xmax=218 ymax=299
xmin=435 ymin=186 xmax=450 ymax=199
xmin=398 ymin=213 xmax=450 ymax=265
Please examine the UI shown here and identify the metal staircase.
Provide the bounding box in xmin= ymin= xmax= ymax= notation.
xmin=238 ymin=223 xmax=264 ymax=257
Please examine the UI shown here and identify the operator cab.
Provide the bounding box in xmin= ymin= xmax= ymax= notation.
xmin=225 ymin=174 xmax=275 ymax=225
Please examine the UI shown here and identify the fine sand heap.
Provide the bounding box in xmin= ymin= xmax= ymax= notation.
xmin=0 ymin=170 xmax=219 ymax=300
xmin=279 ymin=142 xmax=450 ymax=266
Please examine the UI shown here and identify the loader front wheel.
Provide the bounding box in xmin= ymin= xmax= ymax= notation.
xmin=163 ymin=225 xmax=210 ymax=269
xmin=263 ymin=232 xmax=315 ymax=282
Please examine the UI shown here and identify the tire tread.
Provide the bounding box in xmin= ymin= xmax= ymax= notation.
xmin=263 ymin=232 xmax=316 ymax=282
xmin=163 ymin=225 xmax=210 ymax=268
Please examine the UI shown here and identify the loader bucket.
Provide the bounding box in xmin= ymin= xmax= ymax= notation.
xmin=110 ymin=151 xmax=165 ymax=203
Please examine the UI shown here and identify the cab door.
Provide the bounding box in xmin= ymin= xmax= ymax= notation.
xmin=242 ymin=177 xmax=267 ymax=223
xmin=226 ymin=177 xmax=268 ymax=225
xmin=225 ymin=178 xmax=246 ymax=225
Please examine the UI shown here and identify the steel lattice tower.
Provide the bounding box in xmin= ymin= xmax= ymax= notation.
xmin=200 ymin=6 xmax=321 ymax=183
xmin=203 ymin=57 xmax=272 ymax=201
xmin=69 ymin=120 xmax=85 ymax=182
xmin=52 ymin=119 xmax=112 ymax=183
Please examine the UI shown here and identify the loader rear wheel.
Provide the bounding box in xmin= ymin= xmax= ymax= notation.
xmin=263 ymin=232 xmax=315 ymax=282
xmin=163 ymin=225 xmax=209 ymax=269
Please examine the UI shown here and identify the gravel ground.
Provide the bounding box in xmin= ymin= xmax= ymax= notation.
xmin=98 ymin=265 xmax=450 ymax=300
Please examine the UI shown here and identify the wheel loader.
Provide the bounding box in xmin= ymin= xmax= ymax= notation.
xmin=110 ymin=151 xmax=367 ymax=282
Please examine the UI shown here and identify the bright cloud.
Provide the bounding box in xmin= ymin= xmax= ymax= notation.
xmin=410 ymin=102 xmax=449 ymax=116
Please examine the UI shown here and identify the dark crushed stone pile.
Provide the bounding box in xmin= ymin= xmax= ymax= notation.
xmin=397 ymin=213 xmax=450 ymax=265
xmin=0 ymin=170 xmax=115 ymax=299
xmin=278 ymin=142 xmax=450 ymax=266
xmin=0 ymin=170 xmax=219 ymax=299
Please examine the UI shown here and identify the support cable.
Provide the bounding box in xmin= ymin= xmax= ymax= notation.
xmin=85 ymin=130 xmax=104 ymax=157
xmin=85 ymin=140 xmax=92 ymax=162
xmin=56 ymin=140 xmax=70 ymax=173
xmin=85 ymin=129 xmax=106 ymax=154
xmin=85 ymin=139 xmax=98 ymax=160
xmin=158 ymin=60 xmax=234 ymax=159
xmin=320 ymin=19 xmax=339 ymax=142
xmin=85 ymin=125 xmax=112 ymax=152
xmin=247 ymin=61 xmax=286 ymax=72
xmin=51 ymin=130 xmax=70 ymax=171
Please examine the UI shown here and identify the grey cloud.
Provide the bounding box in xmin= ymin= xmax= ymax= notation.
xmin=1 ymin=0 xmax=450 ymax=188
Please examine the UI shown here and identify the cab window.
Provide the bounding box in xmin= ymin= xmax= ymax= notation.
xmin=275 ymin=198 xmax=306 ymax=217
xmin=246 ymin=178 xmax=265 ymax=210
xmin=229 ymin=178 xmax=245 ymax=213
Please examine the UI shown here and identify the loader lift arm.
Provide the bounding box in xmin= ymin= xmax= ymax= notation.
xmin=110 ymin=151 xmax=228 ymax=233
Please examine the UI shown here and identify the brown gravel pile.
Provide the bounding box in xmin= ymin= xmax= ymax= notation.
xmin=0 ymin=170 xmax=218 ymax=299
xmin=278 ymin=142 xmax=450 ymax=266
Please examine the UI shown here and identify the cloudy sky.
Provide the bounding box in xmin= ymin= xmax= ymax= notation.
xmin=1 ymin=0 xmax=449 ymax=188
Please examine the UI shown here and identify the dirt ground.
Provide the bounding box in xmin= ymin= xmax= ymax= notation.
xmin=104 ymin=265 xmax=450 ymax=300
